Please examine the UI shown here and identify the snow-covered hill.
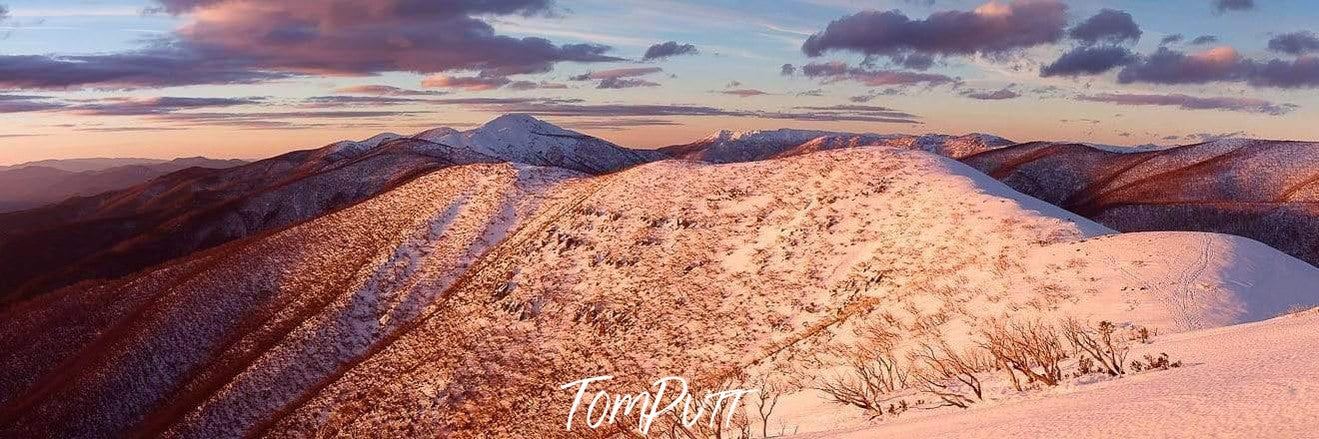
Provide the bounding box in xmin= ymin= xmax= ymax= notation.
xmin=2 ymin=146 xmax=1313 ymax=437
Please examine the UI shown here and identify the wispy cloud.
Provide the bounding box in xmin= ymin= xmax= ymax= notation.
xmin=1078 ymin=92 xmax=1296 ymax=115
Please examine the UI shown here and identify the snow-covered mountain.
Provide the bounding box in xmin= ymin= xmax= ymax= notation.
xmin=661 ymin=128 xmax=1014 ymax=163
xmin=420 ymin=114 xmax=664 ymax=174
xmin=2 ymin=145 xmax=1313 ymax=437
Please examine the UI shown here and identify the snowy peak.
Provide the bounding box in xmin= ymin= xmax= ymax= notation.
xmin=409 ymin=114 xmax=661 ymax=174
xmin=477 ymin=113 xmax=576 ymax=136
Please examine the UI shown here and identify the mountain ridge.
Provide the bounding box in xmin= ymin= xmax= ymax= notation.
xmin=0 ymin=157 xmax=248 ymax=214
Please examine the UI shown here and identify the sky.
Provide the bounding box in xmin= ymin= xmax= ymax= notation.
xmin=1 ymin=0 xmax=1318 ymax=164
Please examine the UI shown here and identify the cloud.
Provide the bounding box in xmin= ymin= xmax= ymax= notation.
xmin=0 ymin=5 xmax=8 ymax=22
xmin=963 ymin=87 xmax=1021 ymax=100
xmin=430 ymin=97 xmax=585 ymax=106
xmin=421 ymin=75 xmax=513 ymax=91
xmin=1117 ymin=46 xmax=1248 ymax=84
xmin=792 ymin=105 xmax=919 ymax=120
xmin=507 ymin=80 xmax=568 ymax=90
xmin=570 ymin=67 xmax=663 ymax=80
xmin=569 ymin=67 xmax=663 ymax=88
xmin=1068 ymin=9 xmax=1142 ymax=45
xmin=1116 ymin=46 xmax=1319 ymax=88
xmin=1190 ymin=35 xmax=1219 ymax=45
xmin=302 ymin=95 xmax=431 ymax=107
xmin=780 ymin=63 xmax=797 ymax=76
xmin=892 ymin=53 xmax=935 ymax=70
xmin=1040 ymin=46 xmax=1138 ymax=77
xmin=720 ymin=89 xmax=769 ymax=97
xmin=597 ymin=78 xmax=660 ymax=89
xmin=800 ymin=61 xmax=957 ymax=86
xmin=0 ymin=0 xmax=621 ymax=90
xmin=152 ymin=110 xmax=427 ymax=130
xmin=0 ymin=95 xmax=65 ymax=113
xmin=0 ymin=47 xmax=292 ymax=90
xmin=427 ymin=99 xmax=922 ymax=124
xmin=0 ymin=93 xmax=416 ymax=130
xmin=1213 ymin=0 xmax=1254 ymax=13
xmin=0 ymin=95 xmax=271 ymax=115
xmin=1160 ymin=34 xmax=1184 ymax=46
xmin=1050 ymin=44 xmax=1319 ymax=88
xmin=642 ymin=41 xmax=698 ymax=61
xmin=333 ymin=85 xmax=447 ymax=96
xmin=156 ymin=0 xmax=618 ymax=77
xmin=1249 ymin=56 xmax=1319 ymax=88
xmin=1078 ymin=92 xmax=1295 ymax=115
xmin=558 ymin=118 xmax=683 ymax=130
xmin=73 ymin=126 xmax=192 ymax=133
xmin=801 ymin=0 xmax=1067 ymax=60
xmin=1268 ymin=31 xmax=1319 ymax=56
xmin=0 ymin=94 xmax=49 ymax=101
xmin=849 ymin=88 xmax=904 ymax=103
xmin=65 ymin=96 xmax=266 ymax=115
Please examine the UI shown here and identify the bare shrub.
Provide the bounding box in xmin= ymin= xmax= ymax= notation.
xmin=1281 ymin=304 xmax=1318 ymax=317
xmin=911 ymin=340 xmax=990 ymax=408
xmin=1061 ymin=318 xmax=1128 ymax=376
xmin=750 ymin=372 xmax=787 ymax=439
xmin=816 ymin=355 xmax=909 ymax=414
xmin=1130 ymin=353 xmax=1182 ymax=373
xmin=981 ymin=319 xmax=1067 ymax=387
xmin=1131 ymin=325 xmax=1152 ymax=344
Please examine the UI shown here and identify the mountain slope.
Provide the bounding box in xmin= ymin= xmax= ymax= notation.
xmin=0 ymin=157 xmax=247 ymax=213
xmin=0 ymin=136 xmax=495 ymax=305
xmin=2 ymin=147 xmax=1313 ymax=437
xmin=962 ymin=139 xmax=1319 ymax=267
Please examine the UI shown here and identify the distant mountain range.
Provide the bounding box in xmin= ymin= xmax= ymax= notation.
xmin=0 ymin=157 xmax=247 ymax=213
xmin=0 ymin=157 xmax=179 ymax=173
xmin=660 ymin=128 xmax=1013 ymax=162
